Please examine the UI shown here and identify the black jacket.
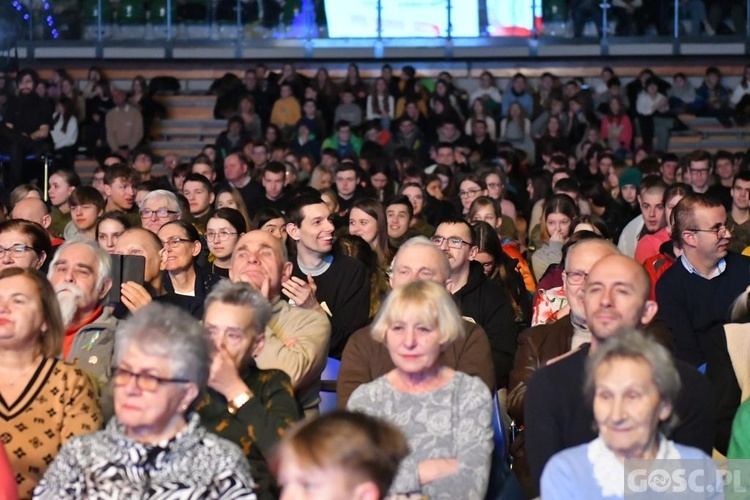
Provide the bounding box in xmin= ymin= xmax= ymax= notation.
xmin=452 ymin=261 xmax=516 ymax=389
xmin=159 ymin=264 xmax=224 ymax=319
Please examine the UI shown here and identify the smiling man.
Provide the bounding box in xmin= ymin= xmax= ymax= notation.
xmin=285 ymin=194 xmax=370 ymax=359
xmin=524 ymin=254 xmax=713 ymax=495
xmin=656 ymin=193 xmax=750 ymax=367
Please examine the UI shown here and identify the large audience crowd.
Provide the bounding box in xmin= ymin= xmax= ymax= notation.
xmin=1 ymin=60 xmax=750 ymax=499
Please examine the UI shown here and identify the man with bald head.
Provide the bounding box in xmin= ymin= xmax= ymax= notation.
xmin=507 ymin=236 xmax=618 ymax=424
xmin=230 ymin=230 xmax=330 ymax=415
xmin=11 ymin=197 xmax=63 ymax=248
xmin=524 ymin=254 xmax=714 ymax=495
xmin=336 ymin=236 xmax=496 ymax=408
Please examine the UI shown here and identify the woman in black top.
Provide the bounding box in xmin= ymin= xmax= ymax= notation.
xmin=157 ymin=220 xmax=222 ymax=318
xmin=206 ymin=208 xmax=247 ymax=279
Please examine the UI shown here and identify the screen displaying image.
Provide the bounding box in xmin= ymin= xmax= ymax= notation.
xmin=324 ymin=0 xmax=480 ymax=38
xmin=486 ymin=0 xmax=542 ymax=36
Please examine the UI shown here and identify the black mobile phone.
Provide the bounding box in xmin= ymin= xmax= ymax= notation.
xmin=108 ymin=254 xmax=146 ymax=304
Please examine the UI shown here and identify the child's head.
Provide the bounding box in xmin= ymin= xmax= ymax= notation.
xmin=276 ymin=411 xmax=408 ymax=500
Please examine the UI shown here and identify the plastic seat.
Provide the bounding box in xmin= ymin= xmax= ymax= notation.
xmin=318 ymin=357 xmax=340 ymax=414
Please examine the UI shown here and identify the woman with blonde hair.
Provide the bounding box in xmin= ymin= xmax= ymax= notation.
xmin=348 ymin=280 xmax=493 ymax=499
xmin=309 ymin=164 xmax=333 ymax=191
xmin=214 ymin=186 xmax=252 ymax=230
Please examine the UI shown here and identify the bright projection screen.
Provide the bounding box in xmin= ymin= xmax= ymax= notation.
xmin=324 ymin=0 xmax=540 ymax=38
xmin=324 ymin=0 xmax=480 ymax=38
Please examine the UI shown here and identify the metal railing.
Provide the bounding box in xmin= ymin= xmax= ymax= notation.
xmin=4 ymin=0 xmax=750 ymax=58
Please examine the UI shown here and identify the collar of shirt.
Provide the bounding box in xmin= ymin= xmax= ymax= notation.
xmin=680 ymin=253 xmax=726 ymax=279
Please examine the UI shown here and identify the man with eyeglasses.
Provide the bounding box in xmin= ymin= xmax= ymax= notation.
xmin=686 ymin=149 xmax=713 ymax=194
xmin=656 ymin=193 xmax=750 ymax=367
xmin=432 ymin=216 xmax=515 ymax=389
xmin=507 ymin=237 xmax=619 ymax=425
xmin=139 ymin=190 xmax=181 ymax=234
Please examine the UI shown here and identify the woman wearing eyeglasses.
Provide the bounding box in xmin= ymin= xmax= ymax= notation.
xmin=0 ymin=268 xmax=101 ymax=498
xmin=157 ymin=220 xmax=223 ymax=319
xmin=0 ymin=219 xmax=52 ymax=273
xmin=199 ymin=281 xmax=301 ymax=499
xmin=207 ymin=208 xmax=247 ymax=279
xmin=34 ymin=302 xmax=258 ymax=499
xmin=456 ymin=174 xmax=488 ymax=218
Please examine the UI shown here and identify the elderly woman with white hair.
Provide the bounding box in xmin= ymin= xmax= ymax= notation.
xmin=347 ymin=280 xmax=493 ymax=499
xmin=138 ymin=189 xmax=181 ymax=235
xmin=34 ymin=302 xmax=258 ymax=499
xmin=541 ymin=330 xmax=719 ymax=499
xmin=198 ymin=280 xmax=301 ymax=499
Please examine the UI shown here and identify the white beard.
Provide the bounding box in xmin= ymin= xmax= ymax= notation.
xmin=55 ymin=285 xmax=84 ymax=327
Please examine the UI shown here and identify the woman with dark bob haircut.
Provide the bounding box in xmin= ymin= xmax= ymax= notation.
xmin=0 ymin=219 xmax=52 ymax=273
xmin=156 ymin=220 xmax=223 ymax=319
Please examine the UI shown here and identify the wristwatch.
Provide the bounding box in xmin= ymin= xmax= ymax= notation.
xmin=227 ymin=390 xmax=253 ymax=415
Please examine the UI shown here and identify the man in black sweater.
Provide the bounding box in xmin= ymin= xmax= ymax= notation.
xmin=432 ymin=217 xmax=516 ymax=388
xmin=525 ymin=254 xmax=714 ymax=496
xmin=655 ymin=193 xmax=750 ymax=367
xmin=284 ymin=194 xmax=370 ymax=359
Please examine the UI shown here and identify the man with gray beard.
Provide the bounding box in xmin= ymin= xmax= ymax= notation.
xmin=48 ymin=239 xmax=117 ymax=416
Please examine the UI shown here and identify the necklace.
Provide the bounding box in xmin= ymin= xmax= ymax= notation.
xmin=1 ymin=360 xmax=39 ymax=387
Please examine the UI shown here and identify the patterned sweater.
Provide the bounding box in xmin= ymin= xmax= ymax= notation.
xmin=0 ymin=358 xmax=101 ymax=499
xmin=348 ymin=371 xmax=493 ymax=499
xmin=33 ymin=413 xmax=257 ymax=499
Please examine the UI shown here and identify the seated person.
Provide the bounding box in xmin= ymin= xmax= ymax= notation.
xmin=156 ymin=220 xmax=222 ymax=319
xmin=34 ymin=303 xmax=257 ymax=498
xmin=199 ymin=281 xmax=302 ymax=498
xmin=63 ymin=186 xmax=105 ymax=241
xmin=541 ymin=330 xmax=719 ymax=498
xmin=348 ymin=281 xmax=493 ymax=499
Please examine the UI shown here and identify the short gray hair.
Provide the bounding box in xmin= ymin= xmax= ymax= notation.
xmin=391 ymin=236 xmax=450 ymax=281
xmin=204 ymin=280 xmax=272 ymax=335
xmin=47 ymin=239 xmax=112 ymax=296
xmin=585 ymin=329 xmax=681 ymax=435
xmin=114 ymin=302 xmax=212 ymax=391
xmin=140 ymin=189 xmax=181 ymax=215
